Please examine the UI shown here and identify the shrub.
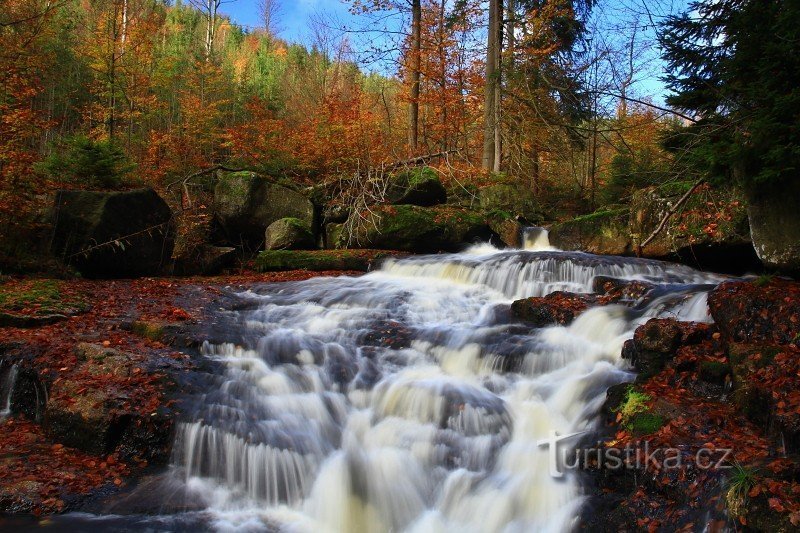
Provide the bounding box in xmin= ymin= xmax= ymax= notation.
xmin=37 ymin=136 xmax=134 ymax=189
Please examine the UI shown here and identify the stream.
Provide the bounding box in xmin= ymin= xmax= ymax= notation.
xmin=44 ymin=233 xmax=725 ymax=532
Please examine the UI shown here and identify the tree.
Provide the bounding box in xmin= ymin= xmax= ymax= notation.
xmin=482 ymin=0 xmax=502 ymax=172
xmin=189 ymin=0 xmax=233 ymax=61
xmin=661 ymin=0 xmax=800 ymax=186
xmin=257 ymin=0 xmax=281 ymax=36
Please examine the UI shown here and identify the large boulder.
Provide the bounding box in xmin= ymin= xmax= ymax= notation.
xmin=50 ymin=188 xmax=175 ymax=278
xmin=746 ymin=179 xmax=800 ymax=274
xmin=548 ymin=208 xmax=631 ymax=255
xmin=630 ymin=184 xmax=757 ymax=272
xmin=264 ymin=218 xmax=315 ymax=250
xmin=708 ymin=278 xmax=800 ymax=346
xmin=347 ymin=205 xmax=493 ymax=253
xmin=213 ymin=171 xmax=315 ymax=247
xmin=386 ymin=167 xmax=447 ymax=206
xmin=478 ymin=183 xmax=539 ymax=222
xmin=44 ymin=343 xmax=173 ymax=462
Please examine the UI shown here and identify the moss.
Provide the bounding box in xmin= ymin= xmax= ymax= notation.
xmin=256 ymin=250 xmax=395 ymax=272
xmin=397 ymin=166 xmax=438 ymax=187
xmin=629 ymin=413 xmax=665 ymax=436
xmin=132 ymin=320 xmax=165 ymax=341
xmin=753 ymin=273 xmax=775 ymax=287
xmin=569 ymin=207 xmax=629 ymax=224
xmin=0 ymin=279 xmax=87 ymax=318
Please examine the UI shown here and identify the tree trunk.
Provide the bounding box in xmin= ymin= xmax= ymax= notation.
xmin=482 ymin=0 xmax=502 ymax=172
xmin=408 ymin=0 xmax=421 ymax=153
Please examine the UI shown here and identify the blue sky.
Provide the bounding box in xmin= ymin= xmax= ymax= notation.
xmin=220 ymin=0 xmax=689 ymax=102
xmin=221 ymin=0 xmax=356 ymax=44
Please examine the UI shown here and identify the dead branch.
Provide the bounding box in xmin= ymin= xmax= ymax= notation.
xmin=637 ymin=178 xmax=706 ymax=255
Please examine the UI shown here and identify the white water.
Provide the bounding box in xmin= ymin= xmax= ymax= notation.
xmin=164 ymin=233 xmax=722 ymax=532
xmin=0 ymin=363 xmax=18 ymax=420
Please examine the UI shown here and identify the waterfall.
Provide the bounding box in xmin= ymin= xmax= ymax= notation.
xmin=166 ymin=248 xmax=723 ymax=532
xmin=0 ymin=363 xmax=18 ymax=420
xmin=522 ymin=227 xmax=554 ymax=251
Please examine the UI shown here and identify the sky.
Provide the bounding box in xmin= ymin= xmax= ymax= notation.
xmin=221 ymin=0 xmax=357 ymax=44
xmin=219 ymin=0 xmax=690 ymax=103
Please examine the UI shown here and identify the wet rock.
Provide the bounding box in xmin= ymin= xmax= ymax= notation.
xmin=511 ymin=291 xmax=597 ymax=327
xmin=386 ymin=167 xmax=447 ymax=207
xmin=0 ymin=480 xmax=42 ymax=514
xmin=213 ymin=171 xmax=315 ymax=247
xmin=549 ymin=208 xmax=631 ymax=256
xmin=360 ymin=320 xmax=413 ymax=350
xmin=623 ymin=318 xmax=710 ymax=377
xmin=746 ymin=178 xmax=800 ymax=274
xmin=708 ymin=278 xmax=800 ymax=346
xmin=347 ymin=205 xmax=494 ymax=253
xmin=264 ymin=217 xmax=316 ymax=251
xmin=488 ymin=217 xmax=523 ymax=248
xmin=50 ymin=188 xmax=175 ymax=278
xmin=592 ymin=276 xmax=655 ymax=302
xmin=44 ymin=343 xmax=173 ymax=462
xmin=173 ymin=244 xmax=236 ymax=276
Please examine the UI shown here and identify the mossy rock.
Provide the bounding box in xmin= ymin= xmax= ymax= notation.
xmin=213 ymin=171 xmax=315 ymax=247
xmin=629 ymin=413 xmax=665 ymax=436
xmin=347 ymin=205 xmax=493 ymax=253
xmin=324 ymin=223 xmax=344 ymax=250
xmin=256 ymin=250 xmax=397 ymax=272
xmin=631 ymin=185 xmax=753 ymax=269
xmin=746 ymin=178 xmax=800 ymax=274
xmin=386 ymin=167 xmax=447 ymax=206
xmin=478 ymin=183 xmax=539 ymax=222
xmin=50 ymin=188 xmax=175 ymax=278
xmin=548 ymin=208 xmax=632 ymax=255
xmin=0 ymin=279 xmax=87 ymax=327
xmin=264 ymin=218 xmax=316 ymax=250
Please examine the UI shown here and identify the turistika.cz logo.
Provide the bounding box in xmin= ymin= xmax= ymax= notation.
xmin=536 ymin=430 xmax=734 ymax=478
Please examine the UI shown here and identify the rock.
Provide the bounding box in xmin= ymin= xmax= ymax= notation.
xmin=446 ymin=183 xmax=479 ymax=209
xmin=511 ymin=292 xmax=598 ymax=327
xmin=347 ymin=205 xmax=493 ymax=253
xmin=488 ymin=217 xmax=523 ymax=248
xmin=213 ymin=171 xmax=315 ymax=247
xmin=630 ymin=184 xmax=758 ymax=272
xmin=549 ymin=209 xmax=632 ymax=256
xmin=623 ymin=318 xmax=705 ymax=377
xmin=322 ymin=204 xmax=350 ymax=224
xmin=746 ymin=178 xmax=800 ymax=274
xmin=256 ymin=249 xmax=397 ymax=272
xmin=708 ymin=279 xmax=800 ymax=345
xmin=386 ymin=167 xmax=447 ymax=206
xmin=324 ymin=223 xmax=344 ymax=250
xmin=50 ymin=188 xmax=175 ymax=278
xmin=264 ymin=218 xmax=316 ymax=250
xmin=478 ymin=183 xmax=539 ymax=222
xmin=44 ymin=343 xmax=173 ymax=462
xmin=173 ymin=245 xmax=236 ymax=276
xmin=592 ymin=276 xmax=655 ymax=302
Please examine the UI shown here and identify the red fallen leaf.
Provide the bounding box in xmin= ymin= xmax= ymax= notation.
xmin=102 ymin=340 xmax=111 ymax=347
xmin=749 ymin=485 xmax=762 ymax=497
xmin=769 ymin=498 xmax=786 ymax=512
xmin=113 ymin=478 xmax=123 ymax=486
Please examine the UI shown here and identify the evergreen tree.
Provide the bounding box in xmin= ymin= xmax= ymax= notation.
xmin=661 ymin=0 xmax=800 ymax=185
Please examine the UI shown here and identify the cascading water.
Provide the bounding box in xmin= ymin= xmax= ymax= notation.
xmin=158 ymin=233 xmax=724 ymax=532
xmin=0 ymin=363 xmax=18 ymax=420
